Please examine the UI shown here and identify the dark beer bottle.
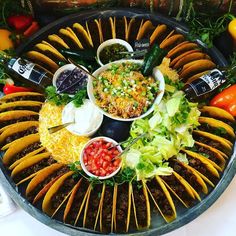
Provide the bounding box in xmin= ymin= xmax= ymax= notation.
xmin=183 ymin=66 xmax=236 ymax=102
xmin=1 ymin=55 xmax=53 ymax=90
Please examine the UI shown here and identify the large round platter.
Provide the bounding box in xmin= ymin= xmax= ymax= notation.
xmin=0 ymin=8 xmax=236 ymax=236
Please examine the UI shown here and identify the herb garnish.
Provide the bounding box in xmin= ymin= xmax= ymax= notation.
xmin=45 ymin=86 xmax=87 ymax=107
xmin=68 ymin=161 xmax=137 ymax=188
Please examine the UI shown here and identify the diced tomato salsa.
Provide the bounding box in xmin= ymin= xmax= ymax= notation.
xmin=83 ymin=139 xmax=121 ymax=177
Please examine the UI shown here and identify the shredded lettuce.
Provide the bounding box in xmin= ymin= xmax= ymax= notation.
xmin=122 ymin=90 xmax=200 ymax=180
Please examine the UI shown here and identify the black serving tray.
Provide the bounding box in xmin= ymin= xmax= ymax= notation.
xmin=1 ymin=8 xmax=235 ymax=236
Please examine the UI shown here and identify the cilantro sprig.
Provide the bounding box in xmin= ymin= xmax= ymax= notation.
xmin=68 ymin=161 xmax=137 ymax=188
xmin=45 ymin=86 xmax=87 ymax=107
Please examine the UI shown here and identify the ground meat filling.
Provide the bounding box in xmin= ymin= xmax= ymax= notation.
xmin=13 ymin=157 xmax=56 ymax=183
xmin=147 ymin=178 xmax=173 ymax=217
xmin=169 ymin=160 xmax=202 ymax=193
xmin=116 ymin=183 xmax=129 ymax=232
xmin=132 ymin=183 xmax=147 ymax=228
xmin=4 ymin=95 xmax=45 ymax=103
xmin=193 ymin=133 xmax=231 ymax=156
xmin=3 ymin=126 xmax=38 ymax=147
xmin=187 ymin=155 xmax=218 ymax=183
xmin=161 ymin=174 xmax=194 ymax=206
xmin=51 ymin=176 xmax=78 ymax=212
xmin=9 ymin=141 xmax=41 ymax=166
xmin=0 ymin=115 xmax=39 ymax=129
xmin=67 ymin=179 xmax=89 ymax=225
xmin=1 ymin=106 xmax=41 ymax=113
xmin=101 ymin=186 xmax=114 ymax=233
xmin=199 ymin=123 xmax=234 ymax=143
xmin=194 ymin=144 xmax=221 ymax=166
xmin=27 ymin=166 xmax=69 ymax=202
xmin=85 ymin=184 xmax=103 ymax=229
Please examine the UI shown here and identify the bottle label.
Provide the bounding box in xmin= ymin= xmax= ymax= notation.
xmin=12 ymin=58 xmax=35 ymax=80
xmin=189 ymin=69 xmax=226 ymax=97
xmin=134 ymin=38 xmax=150 ymax=51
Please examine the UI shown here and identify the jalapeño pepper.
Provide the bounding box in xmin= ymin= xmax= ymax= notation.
xmin=141 ymin=44 xmax=167 ymax=76
xmin=60 ymin=49 xmax=96 ymax=61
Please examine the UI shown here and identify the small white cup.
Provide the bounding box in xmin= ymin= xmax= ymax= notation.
xmin=80 ymin=136 xmax=122 ymax=180
xmin=97 ymin=38 xmax=133 ymax=66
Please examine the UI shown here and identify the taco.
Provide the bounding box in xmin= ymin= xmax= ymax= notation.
xmin=0 ymin=101 xmax=42 ymax=113
xmin=182 ymin=149 xmax=220 ymax=184
xmin=167 ymin=41 xmax=199 ymax=59
xmin=127 ymin=18 xmax=143 ymax=43
xmin=0 ymin=110 xmax=38 ymax=132
xmin=73 ymin=22 xmax=94 ymax=48
xmin=48 ymin=34 xmax=70 ymax=50
xmin=115 ymin=16 xmax=127 ymax=41
xmin=161 ymin=171 xmax=198 ymax=207
xmin=160 ymin=34 xmax=185 ymax=50
xmin=131 ymin=181 xmax=151 ymax=230
xmin=193 ymin=130 xmax=232 ymax=157
xmin=58 ymin=27 xmax=84 ymax=50
xmin=86 ymin=20 xmax=101 ymax=49
xmin=98 ymin=18 xmax=113 ymax=41
xmin=99 ymin=184 xmax=116 ymax=233
xmin=192 ymin=141 xmax=226 ymax=169
xmin=26 ymin=51 xmax=59 ymax=72
xmin=42 ymin=171 xmax=78 ymax=217
xmin=170 ymin=49 xmax=201 ymax=67
xmin=146 ymin=175 xmax=176 ymax=223
xmin=169 ymin=159 xmax=208 ymax=195
xmin=26 ymin=163 xmax=68 ymax=203
xmin=200 ymin=106 xmax=236 ymax=128
xmin=2 ymin=133 xmax=41 ymax=166
xmin=136 ymin=20 xmax=155 ymax=41
xmin=41 ymin=40 xmax=68 ymax=57
xmin=150 ymin=24 xmax=167 ymax=45
xmin=11 ymin=152 xmax=56 ymax=185
xmin=179 ymin=59 xmax=216 ymax=82
xmin=113 ymin=183 xmax=132 ymax=233
xmin=83 ymin=184 xmax=104 ymax=230
xmin=0 ymin=92 xmax=44 ymax=104
xmin=34 ymin=43 xmax=66 ymax=62
xmin=64 ymin=178 xmax=90 ymax=225
xmin=9 ymin=146 xmax=45 ymax=171
xmin=173 ymin=52 xmax=210 ymax=69
xmin=186 ymin=71 xmax=210 ymax=84
xmin=0 ymin=121 xmax=39 ymax=149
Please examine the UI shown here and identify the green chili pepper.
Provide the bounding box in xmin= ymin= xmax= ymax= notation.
xmin=141 ymin=44 xmax=167 ymax=76
xmin=60 ymin=49 xmax=96 ymax=61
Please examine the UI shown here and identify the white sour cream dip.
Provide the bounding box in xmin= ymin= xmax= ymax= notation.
xmin=62 ymin=99 xmax=103 ymax=136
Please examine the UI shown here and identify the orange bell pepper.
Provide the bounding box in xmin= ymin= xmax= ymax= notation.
xmin=210 ymin=84 xmax=236 ymax=116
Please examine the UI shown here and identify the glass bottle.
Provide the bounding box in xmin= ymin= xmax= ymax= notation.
xmin=1 ymin=55 xmax=53 ymax=90
xmin=183 ymin=66 xmax=236 ymax=102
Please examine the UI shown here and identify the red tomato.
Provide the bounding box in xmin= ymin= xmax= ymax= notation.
xmin=83 ymin=139 xmax=121 ymax=177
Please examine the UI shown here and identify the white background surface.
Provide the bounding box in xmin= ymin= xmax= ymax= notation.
xmin=1 ymin=176 xmax=236 ymax=236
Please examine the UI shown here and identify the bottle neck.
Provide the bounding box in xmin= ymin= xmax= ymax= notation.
xmin=0 ymin=52 xmax=12 ymax=64
xmin=228 ymin=65 xmax=236 ymax=75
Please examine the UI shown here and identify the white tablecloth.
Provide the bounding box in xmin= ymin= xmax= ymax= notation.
xmin=1 ymin=176 xmax=236 ymax=236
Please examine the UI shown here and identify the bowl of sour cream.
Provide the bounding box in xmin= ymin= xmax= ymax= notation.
xmin=62 ymin=99 xmax=103 ymax=136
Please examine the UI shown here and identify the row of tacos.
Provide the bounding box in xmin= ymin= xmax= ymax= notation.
xmin=0 ymin=91 xmax=234 ymax=233
xmin=0 ymin=92 xmax=44 ymax=150
xmin=24 ymin=16 xmax=216 ymax=84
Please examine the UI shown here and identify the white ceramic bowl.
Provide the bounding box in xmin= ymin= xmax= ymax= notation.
xmin=97 ymin=38 xmax=133 ymax=66
xmin=53 ymin=63 xmax=88 ymax=89
xmin=62 ymin=100 xmax=103 ymax=137
xmin=87 ymin=59 xmax=165 ymax=122
xmin=80 ymin=136 xmax=122 ymax=180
